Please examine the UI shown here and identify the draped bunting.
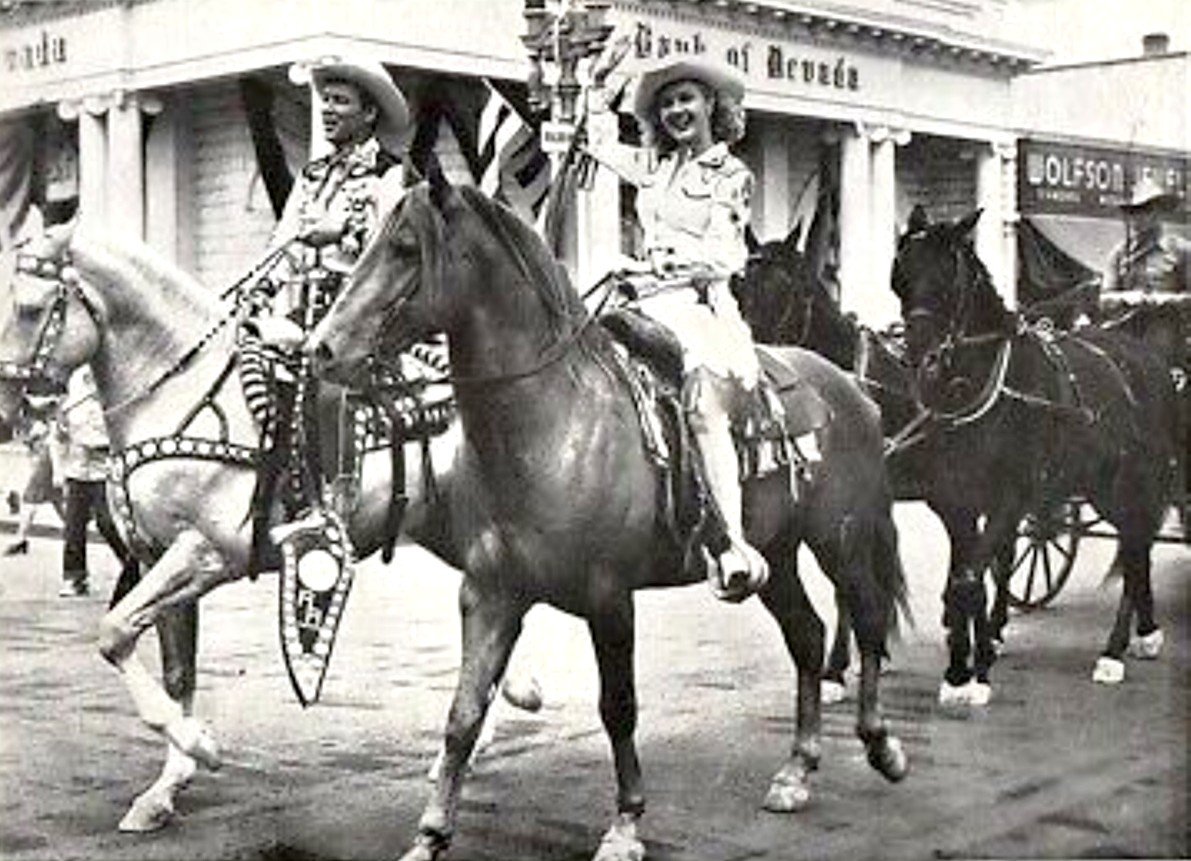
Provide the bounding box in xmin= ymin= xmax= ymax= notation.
xmin=238 ymin=72 xmax=311 ymax=220
xmin=1017 ymin=216 xmax=1099 ymax=306
xmin=1017 ymin=217 xmax=1100 ymax=327
xmin=0 ymin=119 xmax=34 ymax=251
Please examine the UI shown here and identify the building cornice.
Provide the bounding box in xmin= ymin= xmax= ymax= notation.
xmin=639 ymin=0 xmax=1045 ymax=70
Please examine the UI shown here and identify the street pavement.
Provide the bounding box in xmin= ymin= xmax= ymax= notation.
xmin=0 ymin=503 xmax=1186 ymax=861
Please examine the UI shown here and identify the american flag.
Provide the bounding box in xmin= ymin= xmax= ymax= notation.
xmin=474 ymin=79 xmax=551 ymax=225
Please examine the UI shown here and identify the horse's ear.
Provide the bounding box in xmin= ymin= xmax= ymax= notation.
xmin=427 ymin=160 xmax=451 ymax=211
xmin=906 ymin=204 xmax=929 ymax=235
xmin=744 ymin=225 xmax=760 ymax=255
xmin=953 ymin=208 xmax=982 ymax=238
xmin=784 ymin=219 xmax=804 ymax=256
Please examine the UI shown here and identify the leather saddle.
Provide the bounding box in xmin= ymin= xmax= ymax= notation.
xmin=597 ymin=307 xmax=833 ymax=569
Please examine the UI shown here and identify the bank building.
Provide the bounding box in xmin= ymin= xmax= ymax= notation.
xmin=0 ymin=1 xmax=1186 ymax=326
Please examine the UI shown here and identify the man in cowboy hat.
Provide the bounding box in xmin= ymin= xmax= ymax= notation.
xmin=250 ymin=57 xmax=414 ymax=343
xmin=1103 ymin=173 xmax=1189 ymax=295
xmin=244 ymin=58 xmax=416 ymax=540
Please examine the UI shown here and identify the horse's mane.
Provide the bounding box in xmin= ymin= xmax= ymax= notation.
xmin=456 ymin=186 xmax=588 ymax=333
xmin=71 ymin=229 xmax=220 ymax=316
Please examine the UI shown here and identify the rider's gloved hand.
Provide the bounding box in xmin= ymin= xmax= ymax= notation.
xmin=243 ymin=315 xmax=305 ymax=351
xmin=297 ymin=215 xmax=347 ymax=249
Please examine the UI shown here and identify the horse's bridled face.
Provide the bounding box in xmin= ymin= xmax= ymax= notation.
xmin=0 ymin=249 xmax=56 ymax=363
xmin=309 ymin=198 xmax=428 ymax=385
xmin=0 ymin=236 xmax=97 ymax=394
xmin=892 ymin=233 xmax=956 ymax=367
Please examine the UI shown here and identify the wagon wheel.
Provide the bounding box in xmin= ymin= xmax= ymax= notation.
xmin=998 ymin=501 xmax=1083 ymax=610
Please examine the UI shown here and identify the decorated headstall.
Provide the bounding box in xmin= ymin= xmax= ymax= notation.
xmin=0 ymin=247 xmax=93 ymax=384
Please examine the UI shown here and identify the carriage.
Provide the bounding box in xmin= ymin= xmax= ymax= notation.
xmin=994 ymin=287 xmax=1190 ymax=610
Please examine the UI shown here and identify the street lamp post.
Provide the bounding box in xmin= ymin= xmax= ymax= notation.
xmin=522 ymin=0 xmax=613 ymax=155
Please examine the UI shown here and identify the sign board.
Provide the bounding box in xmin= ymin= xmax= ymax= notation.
xmin=540 ymin=120 xmax=576 ymax=155
xmin=1018 ymin=138 xmax=1189 ymax=220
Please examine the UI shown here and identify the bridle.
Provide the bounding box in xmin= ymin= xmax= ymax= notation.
xmin=0 ymin=248 xmax=99 ymax=384
xmin=359 ymin=192 xmax=605 ymax=390
xmin=1 ymin=244 xmax=240 ymax=416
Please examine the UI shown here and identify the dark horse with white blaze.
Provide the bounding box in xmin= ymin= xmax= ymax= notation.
xmin=307 ymin=176 xmax=910 ymax=861
xmin=0 ymin=224 xmax=465 ymax=832
xmin=890 ymin=207 xmax=1179 ymax=695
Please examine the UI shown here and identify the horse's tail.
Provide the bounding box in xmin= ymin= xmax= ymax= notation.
xmin=872 ymin=495 xmax=914 ymax=645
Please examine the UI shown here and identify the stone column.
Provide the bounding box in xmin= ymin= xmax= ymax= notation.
xmin=837 ymin=122 xmax=872 ymax=321
xmin=758 ymin=117 xmax=789 ymax=243
xmin=868 ymin=126 xmax=910 ymax=325
xmin=107 ymin=91 xmax=154 ymax=240
xmin=975 ymin=142 xmax=1004 ymax=296
xmin=59 ymin=97 xmax=108 ymax=229
xmin=997 ymin=141 xmax=1019 ymax=307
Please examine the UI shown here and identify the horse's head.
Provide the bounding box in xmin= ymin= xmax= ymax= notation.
xmin=892 ymin=206 xmax=1016 ymax=410
xmin=733 ymin=224 xmax=819 ymax=345
xmin=308 ymin=170 xmax=461 ymax=384
xmin=310 ymin=169 xmax=583 ymax=386
xmin=0 ymin=221 xmax=100 ymax=424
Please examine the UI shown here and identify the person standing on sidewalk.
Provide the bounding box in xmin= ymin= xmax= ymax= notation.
xmin=55 ymin=366 xmax=139 ymax=599
xmin=3 ymin=390 xmax=64 ymax=557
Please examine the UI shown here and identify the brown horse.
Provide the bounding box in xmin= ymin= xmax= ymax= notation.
xmin=0 ymin=224 xmax=463 ymax=833
xmin=308 ymin=177 xmax=910 ymax=861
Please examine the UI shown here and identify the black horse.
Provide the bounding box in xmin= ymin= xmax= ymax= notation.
xmin=890 ymin=206 xmax=1180 ymax=695
xmin=733 ymin=229 xmax=925 ymax=697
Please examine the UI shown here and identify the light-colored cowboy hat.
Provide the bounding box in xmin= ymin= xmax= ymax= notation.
xmin=1121 ymin=173 xmax=1179 ymax=212
xmin=311 ymin=59 xmax=411 ymax=151
xmin=631 ymin=56 xmax=746 ymax=122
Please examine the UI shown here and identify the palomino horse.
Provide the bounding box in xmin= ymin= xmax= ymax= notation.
xmin=0 ymin=224 xmax=463 ymax=833
xmin=308 ymin=177 xmax=910 ymax=861
xmin=891 ymin=207 xmax=1179 ymax=695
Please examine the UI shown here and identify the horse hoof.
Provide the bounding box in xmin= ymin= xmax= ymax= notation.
xmin=118 ymin=790 xmax=175 ymax=832
xmin=399 ymin=833 xmax=448 ymax=861
xmin=592 ymin=820 xmax=645 ymax=861
xmin=398 ymin=842 xmax=442 ymax=861
xmin=938 ymin=680 xmax=970 ymax=707
xmin=1128 ymin=628 xmax=1164 ymax=660
xmin=165 ymin=718 xmax=222 ymax=771
xmin=820 ymin=679 xmax=847 ymax=704
xmin=501 ymin=672 xmax=544 ymax=712
xmin=967 ymin=681 xmax=992 ymax=707
xmin=1092 ymin=656 xmax=1125 ymax=685
xmin=868 ymin=736 xmax=909 ymax=783
xmin=762 ymin=772 xmax=812 ymax=813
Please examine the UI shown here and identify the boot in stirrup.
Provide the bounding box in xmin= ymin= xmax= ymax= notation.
xmin=710 ymin=536 xmax=769 ymax=603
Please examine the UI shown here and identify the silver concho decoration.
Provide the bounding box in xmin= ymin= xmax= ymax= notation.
xmin=275 ymin=507 xmax=355 ymax=706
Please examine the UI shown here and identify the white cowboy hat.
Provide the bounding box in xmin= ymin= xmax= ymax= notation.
xmin=310 ymin=59 xmax=411 ymax=151
xmin=630 ymin=56 xmax=745 ymax=123
xmin=1121 ymin=174 xmax=1179 ymax=212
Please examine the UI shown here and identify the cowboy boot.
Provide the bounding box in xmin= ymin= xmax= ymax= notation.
xmin=688 ymin=376 xmax=769 ymax=602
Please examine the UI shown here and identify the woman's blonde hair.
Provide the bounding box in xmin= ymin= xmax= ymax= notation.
xmin=639 ymin=81 xmax=746 ymax=156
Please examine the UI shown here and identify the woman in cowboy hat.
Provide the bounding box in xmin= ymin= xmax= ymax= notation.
xmin=1103 ymin=173 xmax=1189 ymax=295
xmin=585 ymin=56 xmax=826 ymax=601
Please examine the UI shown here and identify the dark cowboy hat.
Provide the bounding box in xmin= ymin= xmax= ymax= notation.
xmin=311 ymin=59 xmax=411 ymax=151
xmin=631 ymin=56 xmax=745 ymax=123
xmin=1121 ymin=174 xmax=1180 ymax=212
